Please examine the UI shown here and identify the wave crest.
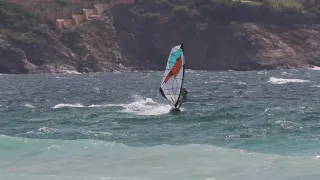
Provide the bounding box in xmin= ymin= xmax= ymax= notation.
xmin=268 ymin=77 xmax=311 ymax=84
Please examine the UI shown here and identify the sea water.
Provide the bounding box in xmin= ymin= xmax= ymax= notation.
xmin=1 ymin=69 xmax=320 ymax=180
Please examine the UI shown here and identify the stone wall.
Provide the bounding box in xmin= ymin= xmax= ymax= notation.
xmin=72 ymin=15 xmax=87 ymax=24
xmin=54 ymin=0 xmax=135 ymax=29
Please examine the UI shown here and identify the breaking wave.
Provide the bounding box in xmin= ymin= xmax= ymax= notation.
xmin=51 ymin=96 xmax=172 ymax=116
xmin=121 ymin=95 xmax=172 ymax=116
xmin=52 ymin=103 xmax=85 ymax=109
xmin=268 ymin=77 xmax=311 ymax=84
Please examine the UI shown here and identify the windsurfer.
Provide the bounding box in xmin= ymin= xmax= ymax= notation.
xmin=159 ymin=44 xmax=186 ymax=111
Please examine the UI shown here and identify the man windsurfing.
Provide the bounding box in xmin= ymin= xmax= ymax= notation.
xmin=159 ymin=44 xmax=186 ymax=111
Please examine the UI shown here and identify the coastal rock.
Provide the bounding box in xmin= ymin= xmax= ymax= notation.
xmin=1 ymin=1 xmax=320 ymax=74
xmin=0 ymin=35 xmax=36 ymax=73
xmin=111 ymin=4 xmax=320 ymax=70
xmin=0 ymin=2 xmax=128 ymax=74
xmin=59 ymin=11 xmax=129 ymax=73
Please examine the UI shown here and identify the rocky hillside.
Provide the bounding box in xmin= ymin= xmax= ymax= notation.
xmin=0 ymin=2 xmax=129 ymax=74
xmin=111 ymin=0 xmax=320 ymax=70
xmin=1 ymin=1 xmax=320 ymax=74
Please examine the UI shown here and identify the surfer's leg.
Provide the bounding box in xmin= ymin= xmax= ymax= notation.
xmin=181 ymin=96 xmax=186 ymax=104
xmin=177 ymin=98 xmax=186 ymax=108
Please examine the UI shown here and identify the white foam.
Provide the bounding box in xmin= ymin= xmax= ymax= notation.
xmin=38 ymin=127 xmax=59 ymax=133
xmin=52 ymin=103 xmax=126 ymax=109
xmin=48 ymin=145 xmax=61 ymax=150
xmin=93 ymin=87 xmax=100 ymax=93
xmin=122 ymin=96 xmax=171 ymax=116
xmin=268 ymin=77 xmax=311 ymax=84
xmin=185 ymin=69 xmax=196 ymax=73
xmin=264 ymin=107 xmax=282 ymax=113
xmin=310 ymin=66 xmax=320 ymax=70
xmin=82 ymin=130 xmax=113 ymax=137
xmin=51 ymin=97 xmax=174 ymax=115
xmin=63 ymin=70 xmax=82 ymax=74
xmin=52 ymin=103 xmax=84 ymax=109
xmin=205 ymin=80 xmax=223 ymax=84
xmin=237 ymin=81 xmax=247 ymax=85
xmin=88 ymin=103 xmax=125 ymax=108
xmin=55 ymin=76 xmax=69 ymax=79
xmin=24 ymin=103 xmax=36 ymax=108
xmin=27 ymin=126 xmax=59 ymax=136
xmin=257 ymin=71 xmax=267 ymax=75
xmin=313 ymin=155 xmax=320 ymax=160
xmin=88 ymin=104 xmax=104 ymax=108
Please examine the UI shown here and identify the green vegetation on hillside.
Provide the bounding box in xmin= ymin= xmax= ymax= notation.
xmin=264 ymin=0 xmax=303 ymax=12
xmin=1 ymin=0 xmax=320 ymax=34
xmin=165 ymin=0 xmax=320 ymax=13
xmin=136 ymin=0 xmax=306 ymax=12
xmin=0 ymin=2 xmax=44 ymax=32
xmin=301 ymin=0 xmax=320 ymax=13
xmin=134 ymin=0 xmax=320 ymax=25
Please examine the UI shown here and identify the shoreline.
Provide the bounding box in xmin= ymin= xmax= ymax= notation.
xmin=1 ymin=66 xmax=319 ymax=75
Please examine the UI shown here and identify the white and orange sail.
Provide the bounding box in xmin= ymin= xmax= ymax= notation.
xmin=159 ymin=44 xmax=185 ymax=108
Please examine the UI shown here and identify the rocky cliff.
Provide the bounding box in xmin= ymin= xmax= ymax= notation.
xmin=1 ymin=1 xmax=320 ymax=74
xmin=111 ymin=0 xmax=320 ymax=70
xmin=0 ymin=2 xmax=128 ymax=74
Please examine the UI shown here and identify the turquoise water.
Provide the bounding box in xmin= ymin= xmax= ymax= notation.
xmin=1 ymin=69 xmax=320 ymax=180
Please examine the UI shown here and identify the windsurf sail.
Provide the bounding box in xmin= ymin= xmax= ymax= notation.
xmin=159 ymin=44 xmax=185 ymax=108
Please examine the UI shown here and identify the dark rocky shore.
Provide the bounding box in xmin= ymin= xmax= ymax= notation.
xmin=1 ymin=0 xmax=320 ymax=74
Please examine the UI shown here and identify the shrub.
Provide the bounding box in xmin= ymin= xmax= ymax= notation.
xmin=264 ymin=0 xmax=303 ymax=13
xmin=173 ymin=5 xmax=192 ymax=20
xmin=55 ymin=0 xmax=70 ymax=6
xmin=0 ymin=2 xmax=44 ymax=32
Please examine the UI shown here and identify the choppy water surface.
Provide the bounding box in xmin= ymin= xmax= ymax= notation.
xmin=1 ymin=68 xmax=320 ymax=180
